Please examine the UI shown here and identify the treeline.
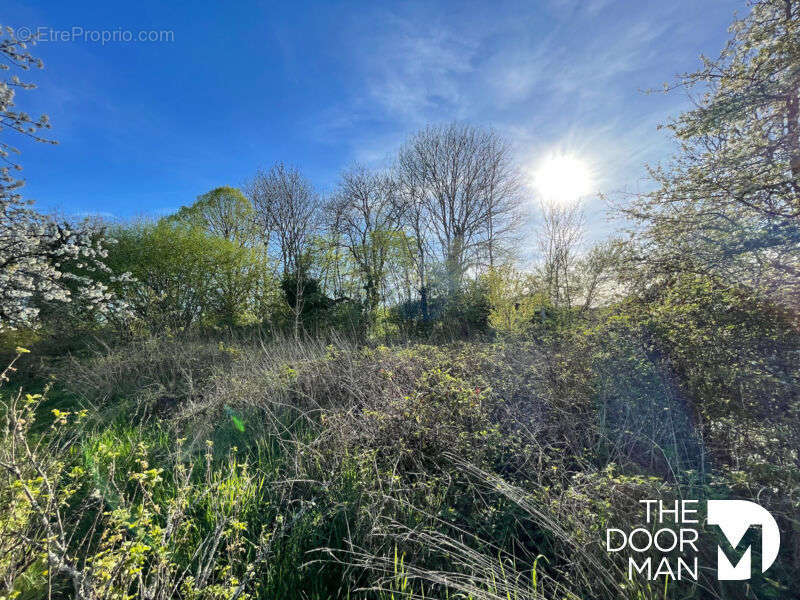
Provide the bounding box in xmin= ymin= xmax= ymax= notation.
xmin=48 ymin=123 xmax=613 ymax=341
xmin=3 ymin=0 xmax=799 ymax=346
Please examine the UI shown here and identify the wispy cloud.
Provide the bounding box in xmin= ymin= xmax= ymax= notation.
xmin=306 ymin=2 xmax=689 ymax=184
xmin=290 ymin=0 xmax=741 ymax=242
xmin=11 ymin=0 xmax=739 ymax=223
xmin=546 ymin=0 xmax=614 ymax=18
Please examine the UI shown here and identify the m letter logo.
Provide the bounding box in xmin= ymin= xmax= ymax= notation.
xmin=707 ymin=500 xmax=780 ymax=580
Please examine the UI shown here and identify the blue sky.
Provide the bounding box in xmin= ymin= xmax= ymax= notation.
xmin=7 ymin=0 xmax=741 ymax=227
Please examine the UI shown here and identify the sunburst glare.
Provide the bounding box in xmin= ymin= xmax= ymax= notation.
xmin=532 ymin=152 xmax=595 ymax=205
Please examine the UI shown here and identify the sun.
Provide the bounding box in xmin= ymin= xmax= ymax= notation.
xmin=532 ymin=152 xmax=594 ymax=205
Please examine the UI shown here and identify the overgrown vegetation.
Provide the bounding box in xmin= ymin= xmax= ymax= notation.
xmin=1 ymin=2 xmax=799 ymax=599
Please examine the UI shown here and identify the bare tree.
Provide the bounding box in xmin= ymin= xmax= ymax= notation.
xmin=326 ymin=165 xmax=404 ymax=323
xmin=247 ymin=163 xmax=321 ymax=337
xmin=480 ymin=135 xmax=522 ymax=269
xmin=395 ymin=158 xmax=434 ymax=320
xmin=537 ymin=200 xmax=585 ymax=312
xmin=574 ymin=239 xmax=625 ymax=313
xmin=397 ymin=123 xmax=520 ymax=297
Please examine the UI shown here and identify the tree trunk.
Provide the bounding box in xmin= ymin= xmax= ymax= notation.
xmin=419 ymin=285 xmax=429 ymax=321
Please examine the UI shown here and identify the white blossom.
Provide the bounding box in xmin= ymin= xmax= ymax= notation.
xmin=1 ymin=26 xmax=126 ymax=329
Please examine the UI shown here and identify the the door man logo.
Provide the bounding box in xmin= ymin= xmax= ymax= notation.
xmin=606 ymin=499 xmax=780 ymax=581
xmin=708 ymin=500 xmax=780 ymax=580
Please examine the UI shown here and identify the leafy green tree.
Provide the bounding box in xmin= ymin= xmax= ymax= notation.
xmin=624 ymin=0 xmax=800 ymax=307
xmin=166 ymin=186 xmax=256 ymax=246
xmin=106 ymin=222 xmax=273 ymax=329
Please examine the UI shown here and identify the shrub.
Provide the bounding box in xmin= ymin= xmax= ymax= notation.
xmin=105 ymin=221 xmax=278 ymax=331
xmin=485 ymin=265 xmax=545 ymax=337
